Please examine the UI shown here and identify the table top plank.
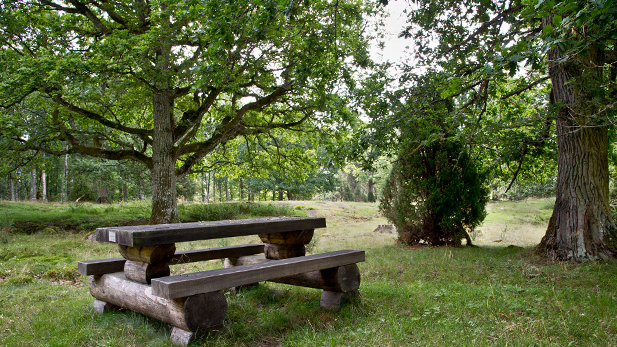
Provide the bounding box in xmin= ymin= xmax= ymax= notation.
xmin=95 ymin=217 xmax=326 ymax=247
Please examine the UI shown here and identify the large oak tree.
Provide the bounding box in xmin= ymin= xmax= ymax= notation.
xmin=0 ymin=0 xmax=375 ymax=223
xmin=364 ymin=0 xmax=617 ymax=261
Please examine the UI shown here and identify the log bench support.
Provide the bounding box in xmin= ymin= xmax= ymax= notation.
xmin=89 ymin=273 xmax=228 ymax=345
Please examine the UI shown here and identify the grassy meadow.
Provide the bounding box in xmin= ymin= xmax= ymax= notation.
xmin=1 ymin=198 xmax=616 ymax=346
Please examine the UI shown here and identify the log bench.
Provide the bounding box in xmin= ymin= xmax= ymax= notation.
xmin=78 ymin=217 xmax=365 ymax=346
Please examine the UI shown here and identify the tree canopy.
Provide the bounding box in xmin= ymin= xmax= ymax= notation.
xmin=0 ymin=0 xmax=378 ymax=222
xmin=360 ymin=0 xmax=617 ymax=261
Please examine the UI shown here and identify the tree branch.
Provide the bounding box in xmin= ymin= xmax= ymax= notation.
xmin=440 ymin=4 xmax=524 ymax=59
xmin=52 ymin=95 xmax=152 ymax=138
xmin=500 ymin=77 xmax=550 ymax=99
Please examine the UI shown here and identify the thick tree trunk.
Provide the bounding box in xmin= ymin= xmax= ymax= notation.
xmin=538 ymin=16 xmax=617 ymax=261
xmin=539 ymin=123 xmax=617 ymax=260
xmin=29 ymin=169 xmax=36 ymax=201
xmin=150 ymin=90 xmax=178 ymax=224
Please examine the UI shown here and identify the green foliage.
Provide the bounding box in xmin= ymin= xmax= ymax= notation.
xmin=381 ymin=139 xmax=489 ymax=246
xmin=176 ymin=175 xmax=200 ymax=202
xmin=493 ymin=179 xmax=556 ymax=200
xmin=181 ymin=202 xmax=303 ymax=222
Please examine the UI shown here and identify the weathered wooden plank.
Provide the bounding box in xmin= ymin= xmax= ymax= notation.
xmin=77 ymin=244 xmax=265 ymax=276
xmin=169 ymin=244 xmax=265 ymax=265
xmin=78 ymin=257 xmax=125 ymax=276
xmin=230 ymin=255 xmax=361 ymax=292
xmin=94 ymin=217 xmax=326 ymax=246
xmin=151 ymin=250 xmax=365 ymax=299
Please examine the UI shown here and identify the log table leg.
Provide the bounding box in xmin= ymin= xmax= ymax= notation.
xmin=320 ymin=290 xmax=359 ymax=312
xmin=117 ymin=244 xmax=176 ymax=284
xmin=258 ymin=229 xmax=314 ymax=260
xmin=124 ymin=260 xmax=170 ymax=284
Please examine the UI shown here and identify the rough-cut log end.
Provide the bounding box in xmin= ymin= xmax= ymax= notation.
xmin=93 ymin=299 xmax=121 ymax=314
xmin=320 ymin=290 xmax=359 ymax=312
xmin=170 ymin=325 xmax=225 ymax=346
xmin=118 ymin=243 xmax=176 ymax=264
xmin=264 ymin=244 xmax=305 ymax=259
xmin=124 ymin=260 xmax=170 ymax=284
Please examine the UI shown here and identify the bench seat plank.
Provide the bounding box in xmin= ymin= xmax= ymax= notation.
xmin=95 ymin=217 xmax=326 ymax=247
xmin=78 ymin=244 xmax=266 ymax=276
xmin=151 ymin=250 xmax=365 ymax=299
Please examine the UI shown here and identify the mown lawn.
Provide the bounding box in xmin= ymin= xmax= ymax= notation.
xmin=0 ymin=199 xmax=615 ymax=346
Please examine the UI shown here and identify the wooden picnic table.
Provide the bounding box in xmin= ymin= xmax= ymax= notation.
xmin=78 ymin=217 xmax=365 ymax=346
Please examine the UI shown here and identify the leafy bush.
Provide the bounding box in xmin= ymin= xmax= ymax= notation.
xmin=380 ymin=139 xmax=489 ymax=246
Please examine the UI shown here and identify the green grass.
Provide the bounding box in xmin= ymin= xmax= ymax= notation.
xmin=1 ymin=199 xmax=616 ymax=346
xmin=0 ymin=200 xmax=302 ymax=235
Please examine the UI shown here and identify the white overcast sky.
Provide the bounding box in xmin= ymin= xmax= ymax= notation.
xmin=370 ymin=0 xmax=413 ymax=65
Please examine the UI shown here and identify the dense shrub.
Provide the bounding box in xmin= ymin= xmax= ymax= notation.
xmin=380 ymin=139 xmax=489 ymax=246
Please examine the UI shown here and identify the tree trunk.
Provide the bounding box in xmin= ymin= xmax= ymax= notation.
xmin=225 ymin=176 xmax=229 ymax=202
xmin=538 ymin=16 xmax=617 ymax=261
xmin=97 ymin=186 xmax=110 ymax=204
xmin=150 ymin=90 xmax=178 ymax=223
xmin=278 ymin=190 xmax=284 ymax=201
xmin=212 ymin=172 xmax=216 ymax=203
xmin=9 ymin=174 xmax=15 ymax=201
xmin=219 ymin=176 xmax=223 ymax=202
xmin=29 ymin=169 xmax=36 ymax=201
xmin=206 ymin=172 xmax=210 ymax=203
xmin=139 ymin=171 xmax=145 ymax=201
xmin=41 ymin=170 xmax=47 ymax=201
xmin=240 ymin=178 xmax=244 ymax=201
xmin=123 ymin=185 xmax=128 ymax=202
xmin=63 ymin=147 xmax=69 ymax=202
xmin=201 ymin=173 xmax=206 ymax=203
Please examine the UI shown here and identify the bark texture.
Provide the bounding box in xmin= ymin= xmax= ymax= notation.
xmin=538 ymin=16 xmax=617 ymax=261
xmin=150 ymin=90 xmax=178 ymax=224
